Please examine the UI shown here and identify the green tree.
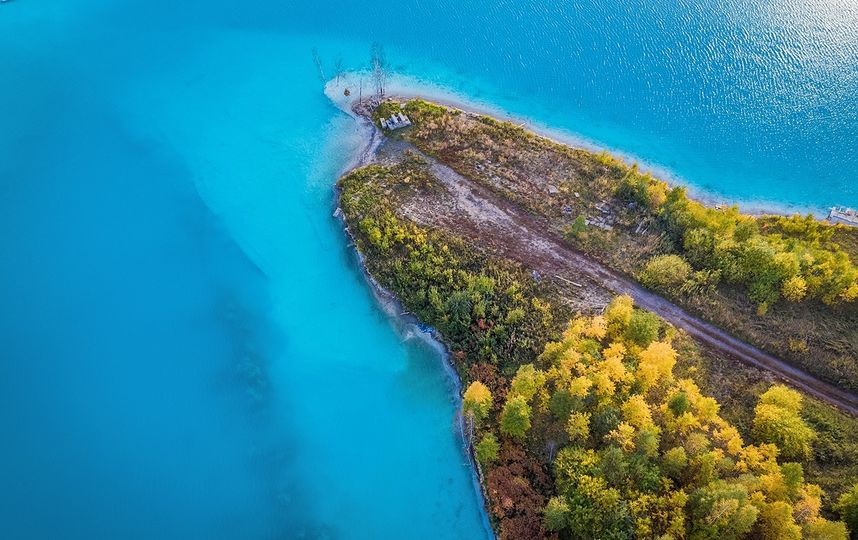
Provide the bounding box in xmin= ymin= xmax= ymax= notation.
xmin=662 ymin=446 xmax=688 ymax=481
xmin=550 ymin=389 xmax=577 ymax=421
xmin=688 ymin=481 xmax=758 ymax=539
xmin=739 ymin=239 xmax=784 ymax=306
xmin=600 ymin=446 xmax=629 ymax=487
xmin=509 ymin=364 xmax=545 ymax=401
xmin=668 ymin=390 xmax=691 ymax=416
xmin=625 ymin=310 xmax=661 ymax=347
xmin=475 ymin=433 xmax=499 ymax=466
xmin=733 ymin=219 xmax=759 ymax=242
xmin=565 ymin=475 xmax=632 ymax=539
xmin=544 ymin=496 xmax=570 ymax=532
xmin=752 ymin=385 xmax=816 ymax=461
xmin=835 ymin=484 xmax=858 ymax=538
xmin=500 ymin=395 xmax=532 ymax=440
xmin=444 ymin=291 xmax=472 ymax=336
xmin=781 ymin=462 xmax=804 ymax=500
xmin=683 ymin=227 xmax=717 ymax=268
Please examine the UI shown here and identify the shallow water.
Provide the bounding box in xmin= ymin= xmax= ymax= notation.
xmin=0 ymin=0 xmax=855 ymax=538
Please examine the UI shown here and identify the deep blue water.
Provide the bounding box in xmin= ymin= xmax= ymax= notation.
xmin=0 ymin=0 xmax=855 ymax=538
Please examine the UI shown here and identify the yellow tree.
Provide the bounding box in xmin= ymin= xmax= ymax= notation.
xmin=752 ymin=385 xmax=816 ymax=461
xmin=637 ymin=341 xmax=677 ymax=389
xmin=604 ymin=295 xmax=634 ymax=337
xmin=462 ymin=381 xmax=493 ymax=422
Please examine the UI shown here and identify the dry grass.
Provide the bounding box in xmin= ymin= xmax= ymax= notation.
xmin=393 ymin=98 xmax=858 ymax=394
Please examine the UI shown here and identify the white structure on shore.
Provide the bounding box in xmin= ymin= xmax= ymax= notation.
xmin=828 ymin=206 xmax=858 ymax=227
xmin=380 ymin=112 xmax=412 ymax=131
xmin=829 ymin=206 xmax=858 ymax=226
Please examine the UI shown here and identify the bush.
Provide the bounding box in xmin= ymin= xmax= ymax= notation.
xmin=616 ymin=168 xmax=668 ymax=210
xmin=782 ymin=276 xmax=808 ymax=302
xmin=759 ymin=385 xmax=802 ymax=412
xmin=640 ymin=254 xmax=692 ymax=293
xmin=564 ymin=215 xmax=588 ymax=239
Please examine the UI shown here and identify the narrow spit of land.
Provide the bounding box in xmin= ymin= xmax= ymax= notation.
xmin=346 ymin=101 xmax=858 ymax=418
xmin=337 ymin=97 xmax=858 ymax=538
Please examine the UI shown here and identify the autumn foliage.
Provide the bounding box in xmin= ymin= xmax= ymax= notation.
xmin=338 ymin=162 xmax=854 ymax=539
xmin=488 ymin=296 xmax=845 ymax=539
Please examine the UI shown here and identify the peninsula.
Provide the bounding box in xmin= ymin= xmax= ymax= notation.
xmin=336 ymin=96 xmax=858 ymax=539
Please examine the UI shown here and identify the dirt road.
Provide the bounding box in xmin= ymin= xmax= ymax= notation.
xmin=375 ymin=138 xmax=858 ymax=417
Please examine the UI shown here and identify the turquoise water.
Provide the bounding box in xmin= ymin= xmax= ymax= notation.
xmin=1 ymin=0 xmax=856 ymax=538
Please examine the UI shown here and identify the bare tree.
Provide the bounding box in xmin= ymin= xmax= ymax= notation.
xmin=370 ymin=43 xmax=388 ymax=97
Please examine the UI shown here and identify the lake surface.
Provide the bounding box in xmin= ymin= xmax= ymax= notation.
xmin=0 ymin=0 xmax=855 ymax=538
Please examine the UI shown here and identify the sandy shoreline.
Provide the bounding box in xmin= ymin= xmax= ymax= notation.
xmin=333 ymin=205 xmax=497 ymax=540
xmin=329 ymin=119 xmax=497 ymax=538
xmin=326 ymin=71 xmax=831 ymax=220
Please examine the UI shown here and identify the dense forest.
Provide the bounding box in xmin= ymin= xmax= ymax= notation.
xmin=618 ymin=172 xmax=858 ymax=311
xmin=339 ymin=159 xmax=858 ymax=539
xmin=483 ymin=305 xmax=844 ymax=538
